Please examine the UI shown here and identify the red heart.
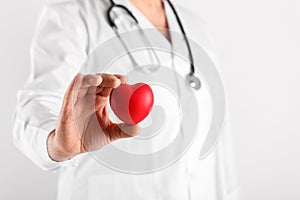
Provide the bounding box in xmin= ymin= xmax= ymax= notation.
xmin=109 ymin=83 xmax=154 ymax=125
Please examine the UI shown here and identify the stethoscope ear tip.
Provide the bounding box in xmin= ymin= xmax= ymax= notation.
xmin=187 ymin=74 xmax=201 ymax=90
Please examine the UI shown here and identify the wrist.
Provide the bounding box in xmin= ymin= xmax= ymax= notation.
xmin=47 ymin=130 xmax=77 ymax=162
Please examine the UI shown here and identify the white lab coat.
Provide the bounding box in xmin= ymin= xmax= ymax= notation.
xmin=12 ymin=0 xmax=239 ymax=199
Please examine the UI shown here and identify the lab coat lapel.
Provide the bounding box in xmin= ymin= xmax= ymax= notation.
xmin=123 ymin=0 xmax=172 ymax=47
xmin=114 ymin=0 xmax=173 ymax=67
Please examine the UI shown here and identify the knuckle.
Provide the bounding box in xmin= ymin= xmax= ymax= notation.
xmin=75 ymin=73 xmax=83 ymax=80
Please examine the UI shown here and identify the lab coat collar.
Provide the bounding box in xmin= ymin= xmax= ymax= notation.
xmin=107 ymin=0 xmax=189 ymax=72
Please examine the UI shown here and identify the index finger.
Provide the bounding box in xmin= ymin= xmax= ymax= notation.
xmin=114 ymin=74 xmax=128 ymax=84
xmin=96 ymin=73 xmax=121 ymax=88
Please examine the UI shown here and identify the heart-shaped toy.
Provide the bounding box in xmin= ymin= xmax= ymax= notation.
xmin=109 ymin=83 xmax=154 ymax=125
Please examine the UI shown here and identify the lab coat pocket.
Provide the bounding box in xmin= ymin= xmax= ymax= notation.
xmin=87 ymin=174 xmax=156 ymax=200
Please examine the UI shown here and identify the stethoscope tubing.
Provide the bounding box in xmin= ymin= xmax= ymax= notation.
xmin=107 ymin=0 xmax=201 ymax=90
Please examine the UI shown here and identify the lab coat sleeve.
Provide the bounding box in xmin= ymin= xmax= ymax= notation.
xmin=191 ymin=17 xmax=241 ymax=200
xmin=12 ymin=2 xmax=88 ymax=171
xmin=215 ymin=112 xmax=240 ymax=200
xmin=175 ymin=4 xmax=240 ymax=199
xmin=189 ymin=18 xmax=241 ymax=200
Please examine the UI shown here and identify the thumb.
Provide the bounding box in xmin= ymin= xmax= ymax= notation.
xmin=108 ymin=123 xmax=140 ymax=142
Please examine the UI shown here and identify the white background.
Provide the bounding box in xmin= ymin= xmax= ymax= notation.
xmin=0 ymin=0 xmax=299 ymax=199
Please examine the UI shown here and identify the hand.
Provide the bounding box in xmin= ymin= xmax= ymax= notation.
xmin=47 ymin=73 xmax=140 ymax=162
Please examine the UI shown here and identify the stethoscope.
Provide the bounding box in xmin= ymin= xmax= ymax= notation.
xmin=107 ymin=0 xmax=201 ymax=90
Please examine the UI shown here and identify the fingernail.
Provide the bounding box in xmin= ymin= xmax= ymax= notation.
xmin=114 ymin=79 xmax=121 ymax=88
xmin=88 ymin=75 xmax=102 ymax=85
xmin=87 ymin=77 xmax=95 ymax=84
xmin=95 ymin=75 xmax=102 ymax=85
xmin=122 ymin=76 xmax=128 ymax=83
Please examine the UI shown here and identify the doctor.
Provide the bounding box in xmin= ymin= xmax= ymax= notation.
xmin=13 ymin=0 xmax=239 ymax=199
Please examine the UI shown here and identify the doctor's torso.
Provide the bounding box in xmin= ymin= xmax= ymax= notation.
xmin=29 ymin=0 xmax=236 ymax=199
